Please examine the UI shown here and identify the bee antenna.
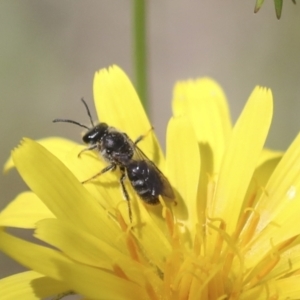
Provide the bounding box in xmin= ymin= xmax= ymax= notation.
xmin=53 ymin=119 xmax=90 ymax=130
xmin=81 ymin=98 xmax=95 ymax=128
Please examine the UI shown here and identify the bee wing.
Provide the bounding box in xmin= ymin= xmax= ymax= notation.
xmin=131 ymin=143 xmax=150 ymax=161
xmin=147 ymin=160 xmax=175 ymax=199
xmin=133 ymin=146 xmax=175 ymax=200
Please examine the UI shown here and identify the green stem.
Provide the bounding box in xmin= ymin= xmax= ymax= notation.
xmin=133 ymin=0 xmax=148 ymax=111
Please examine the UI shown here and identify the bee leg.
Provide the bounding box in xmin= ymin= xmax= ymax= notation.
xmin=119 ymin=167 xmax=132 ymax=222
xmin=81 ymin=164 xmax=116 ymax=184
xmin=78 ymin=144 xmax=98 ymax=157
xmin=134 ymin=126 xmax=154 ymax=145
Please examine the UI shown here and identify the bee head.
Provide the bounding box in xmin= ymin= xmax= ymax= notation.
xmin=82 ymin=123 xmax=108 ymax=145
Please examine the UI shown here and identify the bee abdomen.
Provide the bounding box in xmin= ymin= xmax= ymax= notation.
xmin=127 ymin=161 xmax=160 ymax=205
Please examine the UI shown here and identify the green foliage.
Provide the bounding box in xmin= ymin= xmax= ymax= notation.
xmin=254 ymin=0 xmax=296 ymax=19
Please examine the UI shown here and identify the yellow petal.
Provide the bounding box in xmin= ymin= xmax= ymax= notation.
xmin=93 ymin=65 xmax=164 ymax=167
xmin=35 ymin=218 xmax=127 ymax=268
xmin=242 ymin=152 xmax=282 ymax=214
xmin=209 ymin=87 xmax=273 ymax=234
xmin=5 ymin=137 xmax=127 ymax=218
xmin=244 ymin=133 xmax=300 ymax=267
xmin=35 ymin=219 xmax=163 ymax=291
xmin=257 ymin=148 xmax=282 ymax=167
xmin=166 ymin=115 xmax=200 ymax=235
xmin=173 ymin=78 xmax=232 ymax=172
xmin=250 ymin=148 xmax=283 ymax=196
xmin=4 ymin=137 xmax=112 ymax=209
xmin=93 ymin=65 xmax=149 ymax=137
xmin=0 ymin=229 xmax=148 ymax=300
xmin=4 ymin=137 xmax=78 ymax=173
xmin=16 ymin=137 xmax=124 ymax=214
xmin=12 ymin=138 xmax=122 ymax=247
xmin=241 ymin=274 xmax=300 ymax=299
xmin=270 ymin=274 xmax=300 ymax=298
xmin=60 ymin=263 xmax=150 ymax=300
xmin=0 ymin=228 xmax=78 ymax=281
xmin=0 ymin=271 xmax=69 ymax=300
xmin=12 ymin=138 xmax=171 ymax=268
xmin=0 ymin=191 xmax=54 ymax=228
xmin=264 ymin=236 xmax=300 ymax=281
xmin=57 ymin=256 xmax=149 ymax=300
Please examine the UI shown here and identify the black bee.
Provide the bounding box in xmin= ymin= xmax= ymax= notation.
xmin=53 ymin=99 xmax=174 ymax=221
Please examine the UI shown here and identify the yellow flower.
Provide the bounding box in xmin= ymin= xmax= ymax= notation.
xmin=1 ymin=65 xmax=300 ymax=299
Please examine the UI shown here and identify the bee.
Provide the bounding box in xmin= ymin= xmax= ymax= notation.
xmin=53 ymin=99 xmax=174 ymax=221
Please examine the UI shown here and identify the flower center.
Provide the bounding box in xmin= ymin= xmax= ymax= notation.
xmin=113 ymin=186 xmax=296 ymax=300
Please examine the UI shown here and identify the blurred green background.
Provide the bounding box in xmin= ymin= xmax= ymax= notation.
xmin=0 ymin=1 xmax=299 ymax=280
